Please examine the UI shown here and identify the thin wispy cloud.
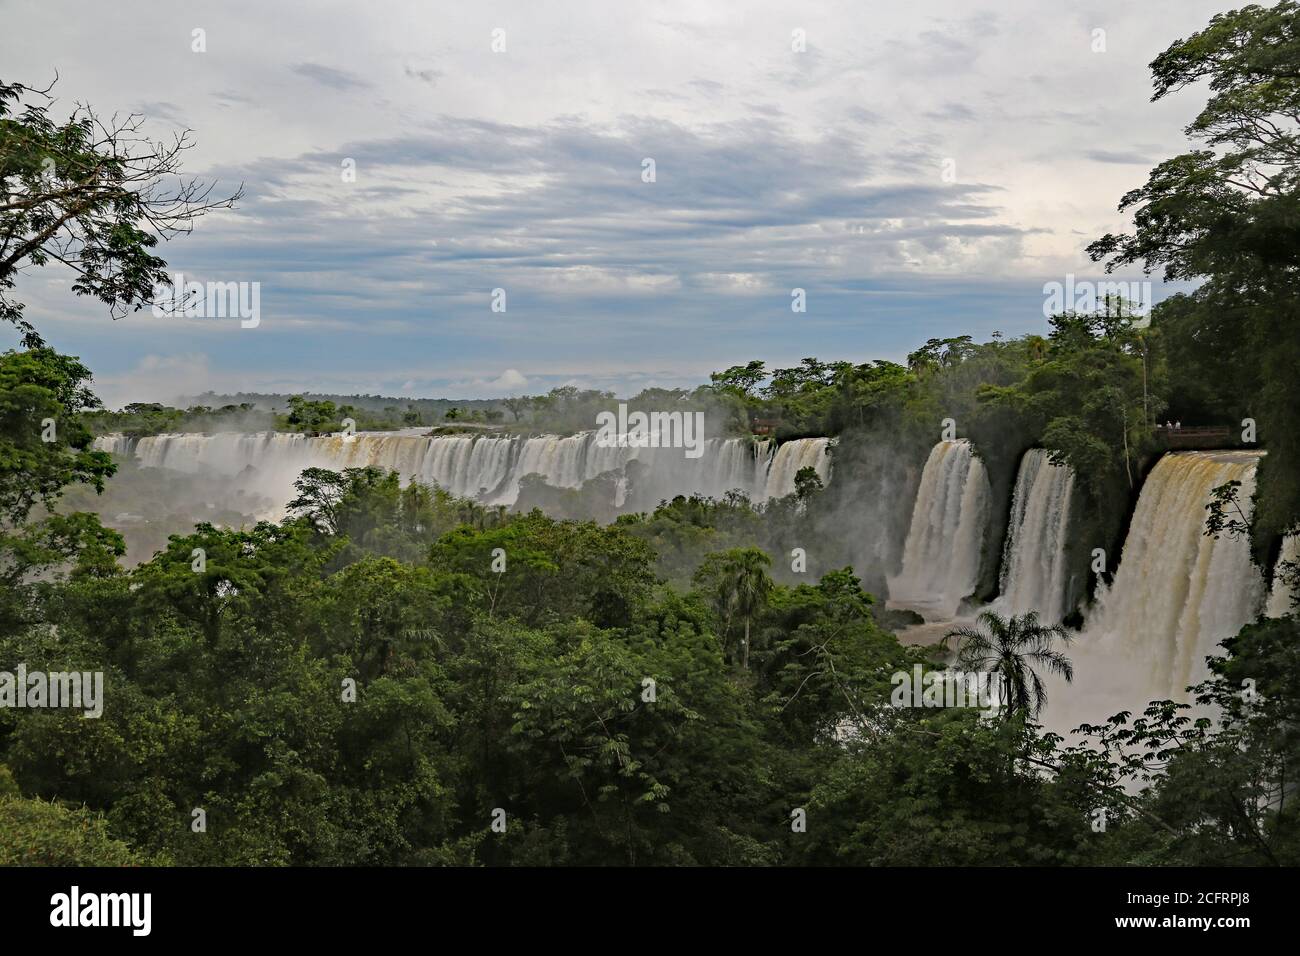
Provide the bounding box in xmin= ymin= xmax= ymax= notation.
xmin=291 ymin=62 xmax=371 ymax=91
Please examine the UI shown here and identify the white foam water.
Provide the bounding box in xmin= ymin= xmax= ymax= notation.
xmin=887 ymin=440 xmax=991 ymax=621
xmin=93 ymin=431 xmax=833 ymax=517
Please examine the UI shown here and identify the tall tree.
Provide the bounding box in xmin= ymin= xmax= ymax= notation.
xmin=708 ymin=361 xmax=766 ymax=399
xmin=1087 ymin=2 xmax=1300 ymax=554
xmin=695 ymin=547 xmax=773 ymax=669
xmin=1 ymin=78 xmax=242 ymax=346
xmin=501 ymin=396 xmax=532 ymax=422
xmin=0 ymin=347 xmax=113 ymax=525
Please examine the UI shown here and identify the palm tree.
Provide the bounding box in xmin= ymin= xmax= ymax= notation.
xmin=1025 ymin=334 xmax=1049 ymax=363
xmin=696 ymin=547 xmax=773 ymax=669
xmin=733 ymin=548 xmax=769 ymax=671
xmin=727 ymin=549 xmax=773 ymax=669
xmin=940 ymin=611 xmax=1073 ymax=717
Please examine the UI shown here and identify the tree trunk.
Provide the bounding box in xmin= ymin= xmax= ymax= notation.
xmin=1142 ymin=337 xmax=1150 ymax=428
xmin=1121 ymin=406 xmax=1133 ymax=488
xmin=742 ymin=619 xmax=750 ymax=669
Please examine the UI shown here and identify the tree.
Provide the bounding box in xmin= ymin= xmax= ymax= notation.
xmin=941 ymin=611 xmax=1073 ymax=718
xmin=797 ymin=708 xmax=1094 ymax=865
xmin=0 ymin=347 xmax=114 ymax=525
xmin=906 ymin=336 xmax=975 ymax=375
xmin=708 ymin=361 xmax=766 ymax=399
xmin=765 ymin=358 xmax=837 ymax=400
xmin=548 ymin=385 xmax=580 ymax=406
xmin=1086 ymin=2 xmax=1300 ymax=554
xmin=1204 ymin=479 xmax=1252 ymax=541
xmin=0 ymin=792 xmax=158 ymax=865
xmin=694 ymin=547 xmax=773 ymax=669
xmin=1 ymin=78 xmax=242 ymax=346
xmin=979 ymin=317 xmax=1155 ymax=498
xmin=502 ymin=396 xmax=532 ymax=422
xmin=792 ymin=465 xmax=823 ymax=503
xmin=284 ymin=395 xmax=339 ymax=435
xmin=756 ymin=568 xmax=910 ymax=742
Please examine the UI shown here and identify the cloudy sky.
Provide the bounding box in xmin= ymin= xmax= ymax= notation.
xmin=2 ymin=0 xmax=1228 ymax=406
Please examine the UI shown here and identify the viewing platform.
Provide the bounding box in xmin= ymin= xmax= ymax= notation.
xmin=1154 ymin=424 xmax=1235 ymax=449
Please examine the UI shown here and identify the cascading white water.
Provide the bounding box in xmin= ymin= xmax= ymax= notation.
xmin=764 ymin=437 xmax=831 ymax=499
xmin=93 ymin=431 xmax=833 ymax=517
xmin=1079 ymin=451 xmax=1268 ymax=706
xmin=994 ymin=448 xmax=1076 ymax=624
xmin=1266 ymin=533 xmax=1300 ymax=618
xmin=887 ymin=439 xmax=991 ymax=621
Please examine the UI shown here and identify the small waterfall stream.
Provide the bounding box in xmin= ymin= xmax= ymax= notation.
xmin=994 ymin=448 xmax=1076 ymax=624
xmin=886 ymin=440 xmax=991 ymax=621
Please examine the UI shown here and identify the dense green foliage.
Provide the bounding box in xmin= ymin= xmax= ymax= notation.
xmin=0 ymin=794 xmax=159 ymax=866
xmin=83 ymin=385 xmax=741 ymax=438
xmin=2 ymin=344 xmax=1298 ymax=866
xmin=84 ymin=396 xmax=431 ymax=437
xmin=83 ymin=402 xmax=273 ymax=438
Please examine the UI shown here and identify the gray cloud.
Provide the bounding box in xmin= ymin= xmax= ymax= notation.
xmin=290 ymin=62 xmax=371 ymax=91
xmin=403 ymin=65 xmax=442 ymax=86
xmin=2 ymin=0 xmax=1229 ymax=401
xmin=1084 ymin=148 xmax=1154 ymax=165
xmin=131 ymin=100 xmax=187 ymax=124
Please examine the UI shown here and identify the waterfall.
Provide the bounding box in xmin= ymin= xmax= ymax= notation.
xmin=92 ymin=431 xmax=833 ymax=516
xmin=994 ymin=448 xmax=1076 ymax=624
xmin=887 ymin=439 xmax=991 ymax=621
xmin=764 ymin=437 xmax=831 ymax=499
xmin=1081 ymin=451 xmax=1268 ymax=705
xmin=1266 ymin=533 xmax=1300 ymax=618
